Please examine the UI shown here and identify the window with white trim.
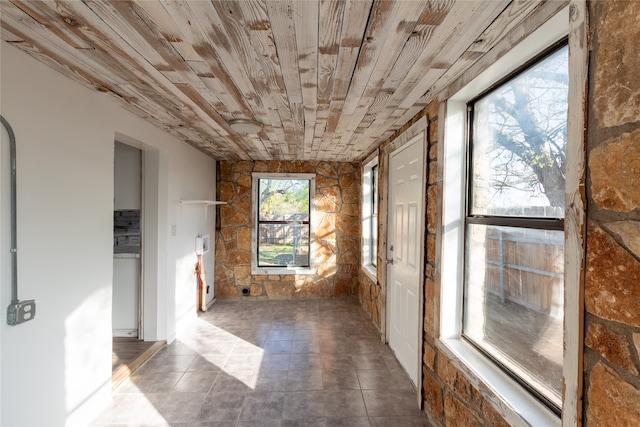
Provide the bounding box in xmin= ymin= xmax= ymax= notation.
xmin=362 ymin=157 xmax=379 ymax=279
xmin=252 ymin=173 xmax=316 ymax=274
xmin=440 ymin=7 xmax=574 ymax=426
xmin=464 ymin=42 xmax=568 ymax=411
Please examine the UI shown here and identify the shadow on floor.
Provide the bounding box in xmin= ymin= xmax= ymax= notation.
xmin=96 ymin=298 xmax=433 ymax=426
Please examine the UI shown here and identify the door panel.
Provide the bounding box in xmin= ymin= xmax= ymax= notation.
xmin=388 ymin=135 xmax=425 ymax=386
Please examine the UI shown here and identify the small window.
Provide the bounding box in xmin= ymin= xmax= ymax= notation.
xmin=362 ymin=157 xmax=379 ymax=278
xmin=252 ymin=173 xmax=315 ymax=274
xmin=370 ymin=164 xmax=378 ymax=267
xmin=463 ymin=43 xmax=568 ymax=411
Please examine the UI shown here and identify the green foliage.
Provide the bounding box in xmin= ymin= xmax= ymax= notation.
xmin=259 ymin=179 xmax=310 ymax=220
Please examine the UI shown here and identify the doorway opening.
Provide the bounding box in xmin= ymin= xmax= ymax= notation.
xmin=112 ymin=141 xmax=164 ymax=387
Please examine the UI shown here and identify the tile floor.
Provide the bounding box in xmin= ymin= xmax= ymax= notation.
xmin=93 ymin=297 xmax=433 ymax=426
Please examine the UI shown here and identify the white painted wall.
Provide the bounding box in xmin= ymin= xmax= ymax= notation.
xmin=0 ymin=42 xmax=217 ymax=426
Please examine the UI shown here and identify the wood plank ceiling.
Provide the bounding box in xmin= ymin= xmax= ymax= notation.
xmin=1 ymin=0 xmax=547 ymax=161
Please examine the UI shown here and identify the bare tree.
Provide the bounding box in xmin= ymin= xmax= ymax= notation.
xmin=474 ymin=47 xmax=568 ymax=211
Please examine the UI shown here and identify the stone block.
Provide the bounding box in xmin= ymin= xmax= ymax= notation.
xmin=234 ymin=193 xmax=252 ymax=215
xmin=444 ymin=393 xmax=481 ymax=427
xmin=288 ymin=161 xmax=314 ymax=174
xmin=315 ymin=213 xmax=335 ymax=238
xmin=234 ymin=266 xmax=251 ymax=287
xmin=424 ymin=278 xmax=435 ymax=338
xmin=427 ymin=233 xmax=436 ymax=264
xmin=422 ymin=368 xmax=444 ymax=422
xmin=215 ymin=235 xmax=227 ymax=259
xmin=429 ymin=120 xmax=439 ymax=144
xmin=585 ymin=223 xmax=640 ymax=327
xmin=320 ymin=185 xmax=342 ymax=205
xmin=317 ymin=255 xmax=337 ymax=277
xmin=587 ymin=362 xmax=640 ymax=426
xmin=299 ymin=278 xmax=330 ymax=298
xmin=425 ymin=262 xmax=435 ymax=279
xmin=589 ymin=129 xmax=640 ymax=212
xmin=316 ymin=161 xmax=337 ymax=177
xmin=267 ymin=160 xmax=286 ymax=172
xmin=340 ymin=250 xmax=358 ymax=266
xmin=265 ymin=281 xmax=296 ymax=299
xmin=234 ymin=172 xmax=252 ymax=188
xmin=249 ymin=283 xmax=264 ymax=297
xmin=219 ymin=161 xmax=232 ymax=178
xmin=593 ymin=0 xmax=640 ymax=128
xmin=316 ymin=174 xmax=339 ymax=189
xmin=336 ymin=214 xmax=359 ymax=236
xmin=227 ymin=249 xmax=251 ymax=266
xmin=220 ymin=205 xmax=250 ymax=227
xmin=429 ymin=142 xmax=438 ymax=160
xmin=427 ymin=186 xmax=438 ymax=234
xmin=333 ymin=278 xmax=352 ymax=297
xmin=219 ymin=181 xmax=235 ymax=202
xmin=316 ymin=194 xmax=340 ymax=213
xmin=341 ymin=203 xmax=359 ymax=216
xmin=437 ymin=357 xmax=472 ymax=404
xmin=315 ymin=239 xmax=335 ymax=259
xmin=481 ymin=400 xmax=510 ymax=427
xmin=428 ymin=163 xmax=437 ymax=185
xmin=586 ymin=322 xmax=638 ymax=374
xmin=339 ymin=174 xmax=354 ymax=189
xmin=215 ymin=279 xmax=239 ymax=298
xmin=338 ymin=162 xmax=356 ymax=175
xmin=337 ymin=235 xmax=358 ymax=252
xmin=253 ymin=161 xmax=269 ymax=172
xmin=423 ymin=343 xmax=436 ymax=371
xmin=237 ymin=227 xmax=252 ymax=250
xmin=214 ymin=265 xmax=234 ymax=282
xmin=607 ymin=221 xmax=640 ymax=258
xmin=220 ymin=227 xmax=236 ymax=241
xmin=342 ymin=182 xmax=360 ymax=204
xmin=232 ymin=161 xmax=253 ymax=173
xmin=426 ymin=100 xmax=439 ymax=121
xmin=224 ymin=239 xmax=236 ymax=252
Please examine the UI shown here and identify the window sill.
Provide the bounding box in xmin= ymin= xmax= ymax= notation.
xmin=361 ymin=265 xmax=377 ymax=283
xmin=251 ymin=266 xmax=316 ymax=275
xmin=437 ymin=338 xmax=560 ymax=427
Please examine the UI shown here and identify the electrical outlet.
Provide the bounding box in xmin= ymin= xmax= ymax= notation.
xmin=7 ymin=300 xmax=36 ymax=325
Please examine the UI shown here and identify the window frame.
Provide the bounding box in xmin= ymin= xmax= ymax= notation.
xmin=361 ymin=155 xmax=379 ymax=281
xmin=462 ymin=41 xmax=568 ymax=412
xmin=438 ymin=5 xmax=583 ymax=427
xmin=251 ymin=173 xmax=316 ymax=275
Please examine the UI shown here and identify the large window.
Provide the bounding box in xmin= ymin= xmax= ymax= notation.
xmin=252 ymin=173 xmax=315 ymax=274
xmin=463 ymin=43 xmax=568 ymax=411
xmin=362 ymin=157 xmax=379 ymax=278
xmin=440 ymin=8 xmax=579 ymax=425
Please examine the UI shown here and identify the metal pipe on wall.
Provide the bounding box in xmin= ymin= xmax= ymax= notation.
xmin=2 ymin=115 xmax=36 ymax=325
xmin=1 ymin=115 xmax=18 ymax=305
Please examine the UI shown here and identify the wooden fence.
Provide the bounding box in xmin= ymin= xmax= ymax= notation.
xmin=484 ymin=227 xmax=564 ymax=316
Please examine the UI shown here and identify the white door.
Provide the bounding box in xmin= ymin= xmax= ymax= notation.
xmin=387 ymin=135 xmax=425 ymax=386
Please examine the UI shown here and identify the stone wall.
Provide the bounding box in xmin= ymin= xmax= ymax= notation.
xmin=214 ymin=160 xmax=361 ymax=299
xmin=584 ymin=1 xmax=640 ymax=424
xmin=358 ymin=272 xmax=381 ymax=329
